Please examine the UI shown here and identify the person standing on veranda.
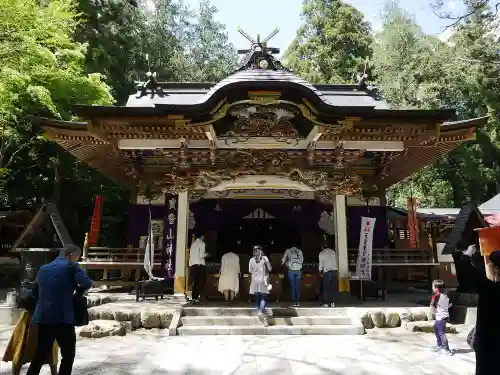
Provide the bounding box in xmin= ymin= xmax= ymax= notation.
xmin=249 ymin=246 xmax=272 ymax=318
xmin=319 ymin=243 xmax=338 ymax=307
xmin=189 ymin=234 xmax=209 ymax=303
xmin=218 ymin=251 xmax=240 ymax=305
xmin=26 ymin=244 xmax=92 ymax=375
xmin=282 ymin=244 xmax=304 ymax=307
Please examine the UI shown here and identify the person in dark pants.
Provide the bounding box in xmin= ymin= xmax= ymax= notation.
xmin=430 ymin=279 xmax=452 ymax=355
xmin=26 ymin=244 xmax=92 ymax=375
xmin=319 ymin=243 xmax=338 ymax=307
xmin=456 ymin=245 xmax=500 ymax=375
xmin=189 ymin=234 xmax=209 ymax=303
xmin=281 ymin=245 xmax=304 ymax=307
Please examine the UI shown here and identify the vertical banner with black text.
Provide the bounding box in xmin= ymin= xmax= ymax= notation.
xmin=163 ymin=195 xmax=178 ymax=279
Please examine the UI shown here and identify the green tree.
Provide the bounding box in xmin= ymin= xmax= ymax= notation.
xmin=74 ymin=0 xmax=148 ymax=104
xmin=0 ymin=0 xmax=113 ymax=225
xmin=376 ymin=2 xmax=500 ymax=208
xmin=283 ymin=0 xmax=373 ymax=84
xmin=178 ymin=0 xmax=237 ymax=82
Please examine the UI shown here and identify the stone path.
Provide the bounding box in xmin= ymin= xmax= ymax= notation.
xmin=0 ymin=325 xmax=475 ymax=374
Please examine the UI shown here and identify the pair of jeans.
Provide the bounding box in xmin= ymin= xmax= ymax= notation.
xmin=322 ymin=270 xmax=338 ymax=305
xmin=434 ymin=319 xmax=449 ymax=350
xmin=190 ymin=265 xmax=206 ymax=300
xmin=288 ymin=270 xmax=302 ymax=304
xmin=255 ymin=293 xmax=268 ymax=313
xmin=26 ymin=324 xmax=76 ymax=375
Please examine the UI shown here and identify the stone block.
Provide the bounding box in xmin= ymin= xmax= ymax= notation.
xmin=385 ymin=312 xmax=401 ymax=328
xmin=122 ymin=321 xmax=133 ymax=332
xmin=78 ymin=320 xmax=126 ymax=338
xmin=0 ymin=304 xmax=20 ymax=325
xmin=140 ymin=311 xmax=161 ymax=329
xmin=370 ymin=311 xmax=385 ymax=328
xmin=113 ymin=310 xmax=130 ymax=322
xmin=402 ymin=321 xmax=458 ymax=334
xmin=360 ymin=311 xmax=374 ymax=329
xmin=409 ymin=307 xmax=428 ymax=322
xmin=130 ymin=312 xmax=142 ymax=329
xmin=159 ymin=312 xmax=172 ymax=329
xmin=168 ymin=311 xmax=182 ymax=336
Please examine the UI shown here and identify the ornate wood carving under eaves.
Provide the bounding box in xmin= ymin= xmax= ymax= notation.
xmin=223 ymin=104 xmax=300 ymax=145
xmin=138 ymin=147 xmax=364 ymax=196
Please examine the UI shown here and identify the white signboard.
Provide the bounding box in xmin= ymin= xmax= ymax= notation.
xmin=355 ymin=216 xmax=376 ymax=280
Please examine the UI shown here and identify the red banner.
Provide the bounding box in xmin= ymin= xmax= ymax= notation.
xmin=407 ymin=197 xmax=419 ymax=248
xmin=88 ymin=195 xmax=103 ymax=246
xmin=477 ymin=226 xmax=500 ymax=256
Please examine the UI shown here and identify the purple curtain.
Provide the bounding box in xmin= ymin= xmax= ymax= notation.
xmin=126 ymin=205 xmax=168 ymax=246
xmin=189 ymin=199 xmax=331 ymax=231
xmin=128 ymin=200 xmax=390 ymax=259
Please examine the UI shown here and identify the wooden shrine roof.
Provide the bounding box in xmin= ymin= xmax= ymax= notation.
xmin=33 ymin=114 xmax=484 ymax=195
xmin=30 ymin=39 xmax=487 ymax=196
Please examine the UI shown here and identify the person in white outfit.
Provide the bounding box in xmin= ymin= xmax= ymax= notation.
xmin=188 ymin=234 xmax=209 ymax=303
xmin=249 ymin=246 xmax=272 ymax=317
xmin=218 ymin=251 xmax=240 ymax=304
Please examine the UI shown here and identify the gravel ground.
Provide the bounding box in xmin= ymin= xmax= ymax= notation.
xmin=0 ymin=325 xmax=475 ymax=375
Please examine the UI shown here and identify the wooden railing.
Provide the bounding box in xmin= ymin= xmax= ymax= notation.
xmin=348 ymin=248 xmax=437 ymax=266
xmin=80 ymin=246 xmax=164 ymax=287
xmin=82 ymin=246 xmax=163 ymax=267
xmin=81 ymin=247 xmax=437 ymax=268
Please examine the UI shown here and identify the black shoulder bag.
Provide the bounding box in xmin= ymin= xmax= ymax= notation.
xmin=467 ymin=326 xmax=476 ymax=350
xmin=17 ymin=281 xmax=37 ymax=314
xmin=68 ymin=263 xmax=89 ymax=327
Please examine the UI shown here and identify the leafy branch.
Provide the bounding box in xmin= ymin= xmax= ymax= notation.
xmin=431 ymin=0 xmax=500 ymax=29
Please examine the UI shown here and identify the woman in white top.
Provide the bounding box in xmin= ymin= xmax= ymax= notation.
xmin=218 ymin=251 xmax=240 ymax=304
xmin=249 ymin=245 xmax=272 ymax=315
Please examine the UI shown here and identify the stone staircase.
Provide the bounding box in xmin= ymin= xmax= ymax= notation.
xmin=177 ymin=307 xmax=365 ymax=336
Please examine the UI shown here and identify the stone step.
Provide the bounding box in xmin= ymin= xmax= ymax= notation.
xmin=177 ymin=324 xmax=365 ymax=336
xmin=181 ymin=307 xmax=348 ymax=317
xmin=180 ymin=315 xmax=353 ymax=326
xmin=288 ymin=316 xmax=352 ymax=325
xmin=181 ymin=316 xmax=262 ymax=326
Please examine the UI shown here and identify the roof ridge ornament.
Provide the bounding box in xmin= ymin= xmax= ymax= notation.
xmin=355 ymin=57 xmax=381 ymax=99
xmin=136 ymin=53 xmax=165 ymax=99
xmin=236 ymin=27 xmax=289 ymax=72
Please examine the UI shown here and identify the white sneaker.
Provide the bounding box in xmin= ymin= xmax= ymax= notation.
xmin=330 ymin=302 xmax=335 ymax=307
xmin=323 ymin=304 xmax=329 ymax=308
xmin=440 ymin=348 xmax=453 ymax=356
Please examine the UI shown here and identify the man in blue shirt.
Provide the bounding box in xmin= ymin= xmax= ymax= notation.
xmin=27 ymin=244 xmax=92 ymax=375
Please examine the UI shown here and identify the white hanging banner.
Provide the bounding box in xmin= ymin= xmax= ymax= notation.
xmin=143 ymin=209 xmax=155 ymax=279
xmin=355 ymin=216 xmax=376 ymax=280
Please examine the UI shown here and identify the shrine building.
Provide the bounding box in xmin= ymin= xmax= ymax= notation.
xmin=32 ymin=30 xmax=485 ymax=300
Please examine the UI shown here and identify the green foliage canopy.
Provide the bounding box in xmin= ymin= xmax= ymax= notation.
xmin=283 ymin=0 xmax=373 ymax=84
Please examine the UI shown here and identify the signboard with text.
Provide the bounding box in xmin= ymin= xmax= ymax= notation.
xmin=355 ymin=216 xmax=376 ymax=280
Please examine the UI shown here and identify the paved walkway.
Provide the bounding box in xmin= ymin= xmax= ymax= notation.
xmin=0 ymin=325 xmax=475 ymax=375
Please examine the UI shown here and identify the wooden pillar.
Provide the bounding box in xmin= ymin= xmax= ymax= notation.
xmin=334 ymin=195 xmax=350 ymax=293
xmin=174 ymin=191 xmax=189 ymax=294
xmin=484 ymin=256 xmax=495 ymax=280
xmin=82 ymin=232 xmax=89 ymax=261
